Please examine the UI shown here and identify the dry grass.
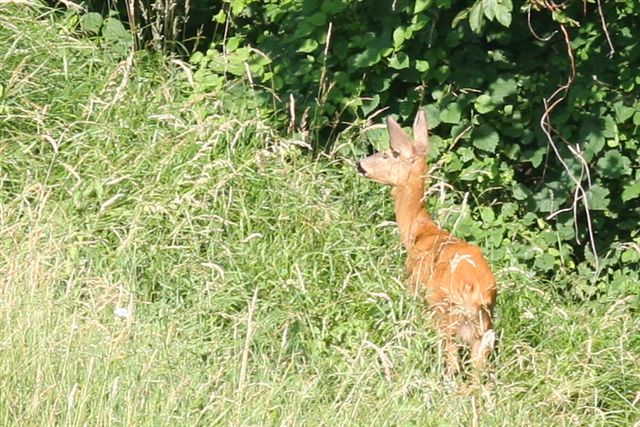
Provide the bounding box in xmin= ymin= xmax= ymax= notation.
xmin=1 ymin=5 xmax=639 ymax=426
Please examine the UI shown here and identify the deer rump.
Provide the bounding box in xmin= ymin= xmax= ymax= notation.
xmin=406 ymin=232 xmax=496 ymax=349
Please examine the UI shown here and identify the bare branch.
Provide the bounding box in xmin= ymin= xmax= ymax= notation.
xmin=535 ymin=1 xmax=600 ymax=271
xmin=595 ymin=0 xmax=616 ymax=58
xmin=527 ymin=3 xmax=557 ymax=42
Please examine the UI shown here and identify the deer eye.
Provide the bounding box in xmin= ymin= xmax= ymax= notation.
xmin=391 ymin=150 xmax=401 ymax=158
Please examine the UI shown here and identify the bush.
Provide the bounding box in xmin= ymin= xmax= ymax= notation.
xmin=187 ymin=0 xmax=640 ymax=299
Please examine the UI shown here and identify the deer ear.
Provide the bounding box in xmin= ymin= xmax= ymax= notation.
xmin=412 ymin=109 xmax=429 ymax=156
xmin=386 ymin=116 xmax=413 ymax=157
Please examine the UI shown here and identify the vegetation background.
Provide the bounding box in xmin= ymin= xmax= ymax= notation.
xmin=1 ymin=0 xmax=638 ymax=425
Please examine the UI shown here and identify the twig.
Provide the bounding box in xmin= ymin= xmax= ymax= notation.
xmin=534 ymin=1 xmax=599 ymax=271
xmin=314 ymin=21 xmax=334 ymax=136
xmin=123 ymin=0 xmax=138 ymax=51
xmin=595 ymin=0 xmax=615 ymax=58
xmin=448 ymin=124 xmax=473 ymax=153
xmin=527 ymin=3 xmax=557 ymax=42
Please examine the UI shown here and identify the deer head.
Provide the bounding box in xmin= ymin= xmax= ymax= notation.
xmin=357 ymin=110 xmax=429 ymax=186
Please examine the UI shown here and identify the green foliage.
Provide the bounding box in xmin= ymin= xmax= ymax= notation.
xmin=188 ymin=0 xmax=639 ymax=296
xmin=79 ymin=11 xmax=132 ymax=55
xmin=2 ymin=8 xmax=640 ymax=425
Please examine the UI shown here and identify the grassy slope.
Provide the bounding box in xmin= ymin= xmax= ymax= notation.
xmin=1 ymin=5 xmax=639 ymax=426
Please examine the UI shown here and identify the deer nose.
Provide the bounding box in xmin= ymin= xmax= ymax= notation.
xmin=356 ymin=161 xmax=367 ymax=175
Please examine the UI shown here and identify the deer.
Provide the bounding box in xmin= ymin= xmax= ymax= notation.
xmin=357 ymin=110 xmax=497 ymax=376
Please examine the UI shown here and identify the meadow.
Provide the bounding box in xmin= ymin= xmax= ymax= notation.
xmin=1 ymin=5 xmax=639 ymax=426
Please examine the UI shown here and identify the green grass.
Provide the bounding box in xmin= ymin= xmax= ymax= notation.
xmin=1 ymin=5 xmax=639 ymax=426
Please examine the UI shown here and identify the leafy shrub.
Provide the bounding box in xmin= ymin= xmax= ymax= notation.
xmin=79 ymin=11 xmax=133 ymax=55
xmin=188 ymin=0 xmax=639 ymax=298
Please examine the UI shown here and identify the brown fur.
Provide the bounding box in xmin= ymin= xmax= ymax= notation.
xmin=357 ymin=110 xmax=497 ymax=374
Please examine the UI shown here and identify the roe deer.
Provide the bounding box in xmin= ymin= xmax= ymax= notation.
xmin=357 ymin=110 xmax=497 ymax=375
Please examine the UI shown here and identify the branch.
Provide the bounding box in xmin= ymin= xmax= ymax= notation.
xmin=531 ymin=0 xmax=600 ymax=272
xmin=595 ymin=0 xmax=615 ymax=58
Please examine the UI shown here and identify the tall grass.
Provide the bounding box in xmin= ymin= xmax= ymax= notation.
xmin=1 ymin=5 xmax=639 ymax=426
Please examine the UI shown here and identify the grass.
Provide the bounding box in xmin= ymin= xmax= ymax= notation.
xmin=1 ymin=4 xmax=639 ymax=426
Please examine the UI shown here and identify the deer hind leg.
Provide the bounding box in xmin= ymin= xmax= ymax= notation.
xmin=444 ymin=336 xmax=460 ymax=376
xmin=436 ymin=309 xmax=461 ymax=376
xmin=471 ymin=306 xmax=495 ymax=370
xmin=471 ymin=329 xmax=495 ymax=370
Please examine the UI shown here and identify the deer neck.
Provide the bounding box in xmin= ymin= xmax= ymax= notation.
xmin=391 ymin=169 xmax=436 ymax=251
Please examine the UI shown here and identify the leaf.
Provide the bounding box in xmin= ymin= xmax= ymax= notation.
xmin=427 ymin=134 xmax=445 ymax=156
xmin=423 ymin=104 xmax=442 ymax=129
xmin=249 ymin=53 xmax=271 ymax=68
xmin=389 ymin=52 xmax=409 ymax=70
xmin=494 ymin=4 xmax=512 ymax=27
xmin=602 ymin=115 xmax=618 ymax=138
xmin=225 ymin=36 xmax=242 ymax=52
xmin=440 ymin=103 xmax=461 ymax=124
xmin=351 ymin=48 xmax=382 ymax=68
xmin=532 ymin=189 xmax=555 ymax=213
xmin=472 ymin=124 xmax=499 ymax=152
xmin=580 ymin=119 xmax=606 ymax=160
xmin=213 ymin=9 xmax=227 ymax=24
xmin=297 ymin=39 xmax=318 ymax=53
xmin=458 ymin=147 xmax=475 ymax=162
xmin=556 ymin=218 xmax=575 ymax=240
xmin=534 ymin=253 xmax=555 ymax=272
xmin=102 ymin=18 xmax=129 ymax=43
xmin=414 ymin=0 xmax=431 ymax=14
xmin=613 ymin=101 xmax=635 ymax=123
xmin=479 ymin=206 xmax=496 ymax=224
xmin=233 ymin=47 xmax=250 ymax=61
xmin=366 ymin=127 xmax=389 ymax=151
xmin=224 ymin=57 xmax=246 ymax=76
xmin=512 ymin=183 xmax=531 ymax=200
xmin=361 ymin=94 xmax=380 ymax=116
xmin=490 ymin=228 xmax=504 ymax=246
xmin=229 ymin=0 xmax=246 ymax=16
xmin=308 ymin=12 xmax=328 ymax=26
xmin=500 ymin=202 xmax=517 ymax=219
xmin=469 ymin=1 xmax=484 ymax=33
xmin=393 ymin=26 xmax=406 ymax=48
xmin=80 ymin=12 xmax=103 ymax=34
xmin=293 ymin=21 xmax=314 ymax=38
xmin=416 ymin=59 xmax=430 ymax=72
xmin=586 ymin=184 xmax=610 ymax=211
xmin=622 ymin=181 xmax=640 ymax=202
xmin=190 ymin=51 xmax=205 ymax=64
xmin=621 ymin=248 xmax=640 ymax=263
xmin=489 ymin=77 xmax=517 ymax=102
xmin=596 ymin=150 xmax=631 ymax=179
xmin=321 ymin=0 xmax=346 ymax=14
xmin=446 ymin=153 xmax=463 ymax=172
xmin=452 ymin=7 xmax=470 ymax=27
xmin=482 ymin=0 xmax=497 ymax=21
xmin=474 ymin=94 xmax=495 ymax=114
xmin=521 ymin=147 xmax=545 ymax=168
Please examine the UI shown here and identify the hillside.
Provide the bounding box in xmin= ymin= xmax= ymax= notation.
xmin=1 ymin=5 xmax=639 ymax=426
